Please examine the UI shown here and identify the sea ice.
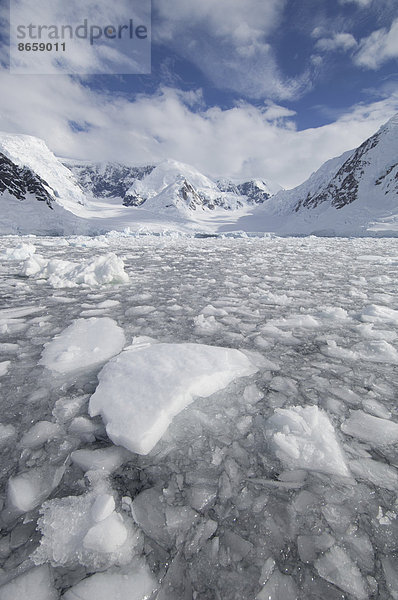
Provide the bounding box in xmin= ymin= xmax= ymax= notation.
xmin=40 ymin=317 xmax=125 ymax=374
xmin=341 ymin=410 xmax=398 ymax=446
xmin=62 ymin=562 xmax=157 ymax=600
xmin=0 ymin=565 xmax=57 ymax=600
xmin=256 ymin=569 xmax=299 ymax=600
xmin=266 ymin=405 xmax=350 ymax=477
xmin=89 ymin=341 xmax=258 ymax=454
xmin=21 ymin=252 xmax=129 ymax=288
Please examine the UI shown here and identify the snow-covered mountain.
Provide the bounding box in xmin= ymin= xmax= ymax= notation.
xmin=1 ymin=114 xmax=397 ymax=236
xmin=67 ymin=158 xmax=281 ymax=213
xmin=230 ymin=114 xmax=398 ymax=235
xmin=63 ymin=161 xmax=155 ymax=202
xmin=0 ymin=133 xmax=86 ymax=211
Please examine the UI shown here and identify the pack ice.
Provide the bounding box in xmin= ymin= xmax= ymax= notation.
xmin=89 ymin=341 xmax=258 ymax=454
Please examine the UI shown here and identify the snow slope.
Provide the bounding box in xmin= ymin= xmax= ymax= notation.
xmin=228 ymin=114 xmax=398 ymax=235
xmin=0 ymin=132 xmax=86 ymax=212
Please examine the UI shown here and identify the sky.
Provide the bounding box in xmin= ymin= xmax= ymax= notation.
xmin=0 ymin=0 xmax=398 ymax=188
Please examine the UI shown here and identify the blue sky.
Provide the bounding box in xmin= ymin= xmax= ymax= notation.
xmin=0 ymin=0 xmax=398 ymax=187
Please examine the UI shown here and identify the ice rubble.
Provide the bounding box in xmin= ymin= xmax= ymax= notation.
xmin=89 ymin=340 xmax=258 ymax=454
xmin=21 ymin=252 xmax=129 ymax=287
xmin=40 ymin=317 xmax=125 ymax=374
xmin=33 ymin=483 xmax=139 ymax=570
xmin=1 ymin=242 xmax=36 ymax=261
xmin=266 ymin=405 xmax=350 ymax=477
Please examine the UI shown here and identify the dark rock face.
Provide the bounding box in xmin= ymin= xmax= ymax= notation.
xmin=0 ymin=153 xmax=54 ymax=208
xmin=67 ymin=163 xmax=155 ymax=201
xmin=295 ymin=131 xmax=387 ymax=211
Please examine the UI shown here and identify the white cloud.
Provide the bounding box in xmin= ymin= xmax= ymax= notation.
xmin=0 ymin=70 xmax=397 ymax=189
xmin=339 ymin=0 xmax=373 ymax=6
xmin=355 ymin=18 xmax=398 ymax=69
xmin=315 ymin=33 xmax=357 ymax=52
xmin=152 ymin=0 xmax=310 ymax=100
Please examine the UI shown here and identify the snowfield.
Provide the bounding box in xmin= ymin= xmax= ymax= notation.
xmin=0 ymin=233 xmax=397 ymax=599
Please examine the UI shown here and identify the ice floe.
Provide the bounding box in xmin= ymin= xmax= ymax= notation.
xmin=89 ymin=341 xmax=258 ymax=454
xmin=21 ymin=252 xmax=129 ymax=287
xmin=40 ymin=317 xmax=125 ymax=374
xmin=266 ymin=405 xmax=350 ymax=477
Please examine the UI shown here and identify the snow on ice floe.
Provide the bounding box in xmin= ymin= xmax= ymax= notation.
xmin=89 ymin=341 xmax=258 ymax=454
xmin=0 ymin=565 xmax=57 ymax=600
xmin=341 ymin=410 xmax=398 ymax=446
xmin=33 ymin=483 xmax=140 ymax=570
xmin=21 ymin=252 xmax=129 ymax=288
xmin=63 ymin=561 xmax=157 ymax=600
xmin=266 ymin=405 xmax=350 ymax=477
xmin=40 ymin=317 xmax=125 ymax=374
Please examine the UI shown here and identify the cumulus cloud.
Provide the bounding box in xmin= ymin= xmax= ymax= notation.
xmin=0 ymin=68 xmax=397 ymax=189
xmin=315 ymin=33 xmax=357 ymax=52
xmin=152 ymin=0 xmax=311 ymax=100
xmin=354 ymin=18 xmax=398 ymax=69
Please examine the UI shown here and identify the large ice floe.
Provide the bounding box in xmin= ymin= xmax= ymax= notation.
xmin=89 ymin=339 xmax=258 ymax=454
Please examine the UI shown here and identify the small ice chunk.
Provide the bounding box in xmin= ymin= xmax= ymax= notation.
xmin=187 ymin=485 xmax=217 ymax=512
xmin=62 ymin=562 xmax=157 ymax=600
xmin=259 ymin=557 xmax=275 ymax=585
xmin=193 ymin=314 xmax=222 ymax=335
xmin=20 ymin=421 xmax=62 ymax=449
xmin=89 ymin=342 xmax=257 ymax=455
xmin=267 ymin=405 xmax=350 ymax=477
xmin=0 ymin=424 xmax=16 ymax=446
xmin=71 ymin=446 xmax=128 ymax=473
xmin=0 ymin=361 xmax=10 ymax=377
xmin=83 ymin=512 xmax=127 ymax=553
xmin=350 ymin=459 xmax=398 ymax=491
xmin=256 ymin=569 xmax=298 ymax=600
xmin=381 ymin=556 xmax=398 ymax=600
xmin=297 ymin=533 xmax=335 ymax=562
xmin=341 ymin=410 xmax=398 ymax=446
xmin=314 ymin=546 xmax=368 ymax=600
xmin=91 ymin=494 xmax=115 ymax=522
xmin=6 ymin=464 xmax=65 ymax=514
xmin=2 ymin=242 xmax=36 ymax=261
xmin=353 ymin=340 xmax=398 ymax=364
xmin=40 ymin=317 xmax=125 ymax=374
xmin=360 ymin=304 xmax=398 ymax=324
xmin=68 ymin=416 xmax=98 ymax=442
xmin=131 ymin=488 xmax=171 ymax=549
xmin=362 ymin=397 xmax=391 ymax=419
xmin=0 ymin=565 xmax=57 ymax=600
